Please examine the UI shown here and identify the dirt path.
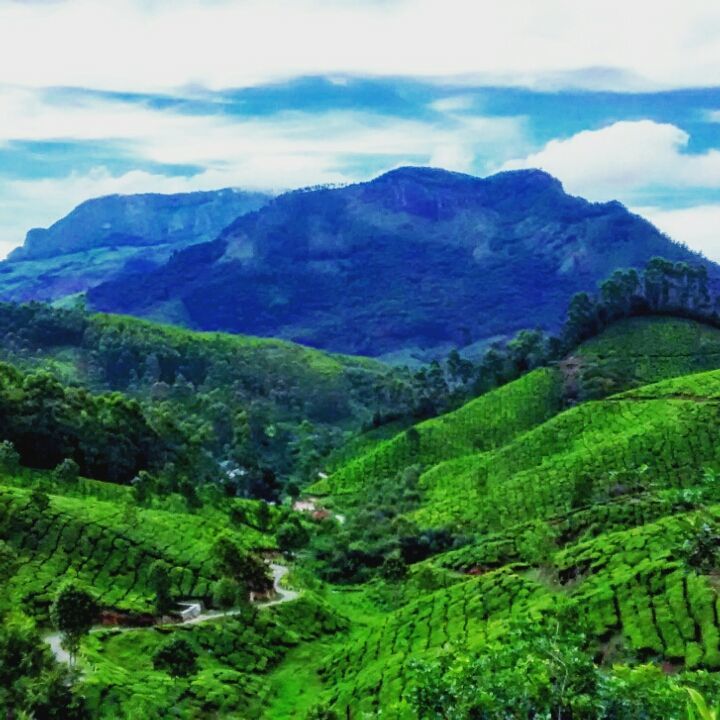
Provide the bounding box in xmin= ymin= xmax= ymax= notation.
xmin=44 ymin=562 xmax=297 ymax=664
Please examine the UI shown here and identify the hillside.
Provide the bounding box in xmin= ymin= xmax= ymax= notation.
xmin=6 ymin=314 xmax=720 ymax=718
xmin=318 ymin=316 xmax=720 ymax=505
xmin=286 ymin=315 xmax=720 ymax=716
xmin=0 ymin=303 xmax=418 ymax=483
xmin=88 ymin=167 xmax=719 ymax=358
xmin=0 ymin=188 xmax=270 ymax=303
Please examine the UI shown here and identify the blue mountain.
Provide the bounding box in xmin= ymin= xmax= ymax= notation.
xmin=0 ymin=188 xmax=270 ymax=302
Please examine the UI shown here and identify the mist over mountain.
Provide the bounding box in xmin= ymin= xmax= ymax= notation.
xmin=87 ymin=166 xmax=717 ymax=359
xmin=0 ymin=188 xmax=270 ymax=302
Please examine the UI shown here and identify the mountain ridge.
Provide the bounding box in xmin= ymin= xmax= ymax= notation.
xmin=0 ymin=187 xmax=271 ymax=304
xmin=88 ymin=166 xmax=719 ymax=358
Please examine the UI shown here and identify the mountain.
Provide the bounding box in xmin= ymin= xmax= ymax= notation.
xmin=0 ymin=188 xmax=270 ymax=302
xmin=87 ymin=166 xmax=718 ymax=359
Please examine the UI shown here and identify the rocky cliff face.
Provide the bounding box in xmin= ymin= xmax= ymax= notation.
xmin=0 ymin=188 xmax=270 ymax=302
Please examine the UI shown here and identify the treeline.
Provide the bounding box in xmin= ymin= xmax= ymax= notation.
xmin=0 ymin=362 xmax=176 ymax=482
xmin=563 ymin=257 xmax=715 ymax=345
xmin=426 ymin=258 xmax=719 ymax=407
xmin=0 ymin=303 xmax=422 ymax=489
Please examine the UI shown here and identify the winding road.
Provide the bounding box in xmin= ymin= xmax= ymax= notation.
xmin=44 ymin=562 xmax=298 ymax=664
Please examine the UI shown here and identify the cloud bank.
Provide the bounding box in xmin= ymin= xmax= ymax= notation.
xmin=1 ymin=0 xmax=720 ymax=93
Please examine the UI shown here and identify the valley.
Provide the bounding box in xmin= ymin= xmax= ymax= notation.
xmin=3 ymin=3 xmax=720 ymax=716
xmin=5 ymin=257 xmax=720 ymax=717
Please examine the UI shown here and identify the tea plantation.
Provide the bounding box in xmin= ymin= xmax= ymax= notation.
xmin=7 ymin=314 xmax=720 ymax=718
xmin=0 ymin=476 xmax=272 ymax=620
xmin=290 ymin=315 xmax=720 ymax=717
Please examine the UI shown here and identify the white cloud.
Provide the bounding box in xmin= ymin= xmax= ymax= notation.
xmin=637 ymin=204 xmax=720 ymax=262
xmin=429 ymin=95 xmax=476 ymax=113
xmin=0 ymin=87 xmax=525 ymax=171
xmin=0 ymin=87 xmax=527 ymax=255
xmin=501 ymin=120 xmax=720 ymax=201
xmin=501 ymin=120 xmax=720 ymax=261
xmin=0 ymin=0 xmax=720 ymax=93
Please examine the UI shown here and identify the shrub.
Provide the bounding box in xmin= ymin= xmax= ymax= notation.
xmin=152 ymin=636 xmax=198 ymax=678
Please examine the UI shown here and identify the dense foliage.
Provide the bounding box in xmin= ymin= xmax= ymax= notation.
xmin=7 ymin=258 xmax=720 ymax=718
xmin=0 ymin=301 xmax=420 ymax=490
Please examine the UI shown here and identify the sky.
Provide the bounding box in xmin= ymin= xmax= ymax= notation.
xmin=1 ymin=0 xmax=720 ymax=259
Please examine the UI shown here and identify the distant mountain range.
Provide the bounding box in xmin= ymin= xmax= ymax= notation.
xmin=1 ymin=167 xmax=714 ymax=359
xmin=0 ymin=188 xmax=270 ymax=302
xmin=85 ymin=167 xmax=717 ymax=359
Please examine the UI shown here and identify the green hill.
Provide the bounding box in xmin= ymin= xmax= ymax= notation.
xmin=310 ymin=504 xmax=720 ymax=717
xmin=319 ymin=316 xmax=720 ymax=513
xmin=314 ymin=366 xmax=564 ymax=499
xmin=9 ymin=313 xmax=720 ymax=719
xmin=0 ymin=472 xmax=272 ymax=620
xmin=0 ymin=302 xmax=418 ymax=483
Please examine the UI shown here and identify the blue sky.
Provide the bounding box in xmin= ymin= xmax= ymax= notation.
xmin=1 ymin=0 xmax=720 ymax=259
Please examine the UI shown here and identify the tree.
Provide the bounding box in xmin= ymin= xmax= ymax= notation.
xmin=276 ymin=520 xmax=310 ymax=553
xmin=211 ymin=534 xmax=271 ymax=593
xmin=564 ymin=292 xmax=599 ymax=346
xmin=256 ymin=501 xmax=272 ymax=531
xmin=152 ymin=636 xmax=198 ymax=679
xmin=179 ymin=478 xmax=202 ymax=510
xmin=409 ymin=614 xmax=597 ymax=719
xmin=380 ymin=554 xmax=408 ymax=582
xmin=506 ymin=329 xmax=548 ymax=375
xmin=27 ymin=666 xmax=89 ymax=720
xmin=0 ymin=618 xmax=52 ymax=712
xmin=148 ymin=560 xmax=173 ymax=614
xmin=50 ymin=582 xmax=98 ymax=667
xmin=131 ymin=470 xmax=155 ymax=505
xmin=212 ymin=577 xmax=241 ymax=609
xmin=53 ymin=458 xmax=80 ymax=485
xmin=0 ymin=439 xmax=20 ymax=474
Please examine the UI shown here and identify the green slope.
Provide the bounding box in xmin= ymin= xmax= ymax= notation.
xmin=575 ymin=315 xmax=720 ymax=391
xmin=321 ymin=316 xmax=720 ymax=523
xmin=292 ymin=316 xmax=720 ymax=716
xmin=315 ymin=366 xmax=565 ymax=498
xmin=413 ymin=378 xmax=719 ymax=528
xmin=0 ymin=472 xmax=273 ymax=620
xmin=310 ymin=504 xmax=720 ymax=717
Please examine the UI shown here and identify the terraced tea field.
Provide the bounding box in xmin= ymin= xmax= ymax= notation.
xmin=0 ymin=481 xmax=270 ymax=619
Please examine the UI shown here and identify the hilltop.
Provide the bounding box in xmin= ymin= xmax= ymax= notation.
xmin=88 ymin=167 xmax=717 ymax=358
xmin=0 ymin=188 xmax=270 ymax=303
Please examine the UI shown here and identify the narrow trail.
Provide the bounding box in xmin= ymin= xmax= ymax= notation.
xmin=44 ymin=562 xmax=297 ymax=664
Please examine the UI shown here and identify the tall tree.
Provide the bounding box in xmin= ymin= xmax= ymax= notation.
xmin=50 ymin=582 xmax=98 ymax=667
